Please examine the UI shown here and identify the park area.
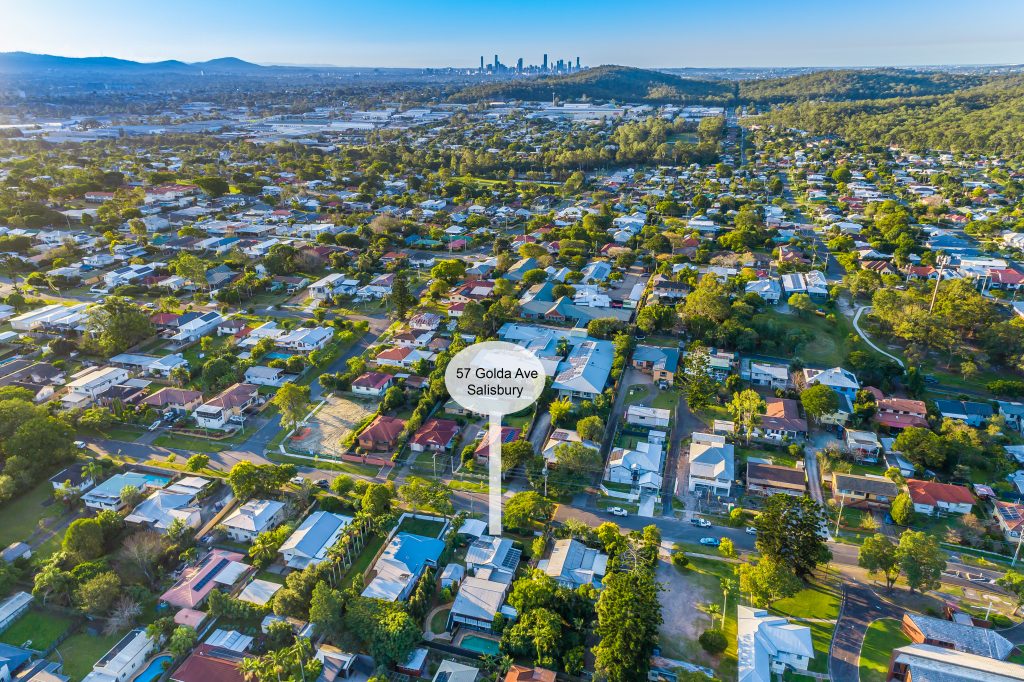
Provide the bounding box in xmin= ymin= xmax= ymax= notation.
xmin=289 ymin=395 xmax=376 ymax=458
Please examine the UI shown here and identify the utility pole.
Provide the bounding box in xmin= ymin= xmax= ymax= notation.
xmin=834 ymin=494 xmax=846 ymax=538
xmin=928 ymin=256 xmax=949 ymax=314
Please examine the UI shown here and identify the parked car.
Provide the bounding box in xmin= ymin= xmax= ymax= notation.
xmin=745 ymin=526 xmax=757 ymax=535
xmin=315 ymin=479 xmax=330 ymax=489
xmin=699 ymin=537 xmax=721 ymax=547
xmin=690 ymin=517 xmax=712 ymax=528
xmin=290 ymin=476 xmax=304 ymax=485
xmin=608 ymin=507 xmax=628 ymax=517
xmin=73 ymin=440 xmax=87 ymax=449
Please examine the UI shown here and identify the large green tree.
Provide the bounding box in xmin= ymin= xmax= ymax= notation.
xmin=753 ymin=495 xmax=831 ymax=578
xmin=593 ymin=569 xmax=662 ymax=682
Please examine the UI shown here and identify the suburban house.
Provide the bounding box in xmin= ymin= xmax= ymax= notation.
xmin=171 ymin=645 xmax=245 ymax=682
xmin=754 ymin=397 xmax=807 ymax=441
xmin=844 ymin=429 xmax=882 ymax=463
xmin=539 ymin=538 xmax=608 ymax=589
xmin=746 ymin=361 xmax=790 ymax=390
xmin=409 ymin=419 xmax=461 ymax=453
xmin=993 ymin=501 xmax=1024 ymax=541
xmin=351 ymin=372 xmax=395 ymax=397
xmin=688 ymin=432 xmax=735 ymax=497
xmin=81 ymin=629 xmax=155 ymax=682
xmin=474 ymin=426 xmax=522 ymax=463
xmin=83 ymin=472 xmax=170 ymax=511
xmin=446 ymin=575 xmax=511 ymax=633
xmin=934 ymin=400 xmax=993 ymax=427
xmin=901 ymin=613 xmax=1013 ymax=659
xmin=887 ymin=644 xmax=1024 ymax=682
xmin=357 ymin=415 xmax=405 ymax=453
xmin=803 ymin=366 xmax=859 ymax=404
xmin=49 ymin=463 xmax=96 ymax=493
xmin=124 ymin=476 xmax=210 ymax=532
xmin=504 ymin=667 xmax=556 ymax=682
xmin=159 ymin=549 xmax=249 ymax=609
xmin=874 ymin=396 xmax=929 ymax=430
xmin=540 ymin=428 xmax=598 ymax=465
xmin=361 ymin=532 xmax=445 ymax=602
xmin=429 ymin=661 xmax=479 ymax=682
xmin=631 ymin=345 xmax=679 ymax=384
xmin=607 ymin=433 xmax=665 ymax=494
xmin=746 ymin=463 xmax=806 ymax=497
xmin=243 ymin=366 xmax=297 ymax=388
xmin=309 ymin=273 xmax=357 ymax=300
xmin=222 ymin=499 xmax=287 ymax=543
xmin=552 ymin=339 xmax=614 ymax=402
xmin=61 ymin=366 xmax=130 ymax=409
xmin=737 ymin=605 xmax=814 ymax=682
xmin=194 ymin=383 xmax=260 ymax=430
xmin=276 ymin=326 xmax=333 ymax=353
xmin=464 ymin=534 xmax=522 ymax=582
xmin=831 ymin=472 xmax=899 ymax=509
xmin=279 ymin=511 xmax=354 ymax=570
xmin=906 ymin=480 xmax=974 ymax=516
xmin=374 ymin=346 xmax=432 ymax=369
xmin=625 ymin=405 xmax=671 ymax=428
xmin=141 ymin=388 xmax=204 ymax=415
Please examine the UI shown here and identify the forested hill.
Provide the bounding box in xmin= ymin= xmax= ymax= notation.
xmin=447 ymin=65 xmax=737 ymax=103
xmin=736 ymin=69 xmax=983 ymax=103
xmin=756 ymin=74 xmax=1024 ymax=156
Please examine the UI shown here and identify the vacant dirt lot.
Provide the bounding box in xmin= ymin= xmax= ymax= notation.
xmin=656 ymin=555 xmax=715 ymax=661
xmin=291 ymin=395 xmax=375 ymax=457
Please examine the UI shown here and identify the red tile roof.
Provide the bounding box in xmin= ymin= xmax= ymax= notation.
xmin=352 ymin=372 xmax=393 ymax=390
xmin=411 ymin=419 xmax=460 ymax=448
xmin=505 ymin=666 xmax=556 ymax=682
xmin=475 ymin=427 xmax=522 ymax=458
xmin=358 ymin=415 xmax=405 ymax=445
xmin=907 ymin=479 xmax=975 ymax=507
xmin=171 ymin=645 xmax=244 ymax=682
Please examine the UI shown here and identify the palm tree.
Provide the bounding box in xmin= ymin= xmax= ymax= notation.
xmin=292 ymin=638 xmax=312 ymax=682
xmin=239 ymin=657 xmax=263 ymax=682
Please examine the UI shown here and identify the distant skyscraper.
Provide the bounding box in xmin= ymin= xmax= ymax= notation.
xmin=542 ymin=53 xmax=548 ymax=71
xmin=480 ymin=56 xmax=484 ymax=70
xmin=494 ymin=54 xmax=499 ymax=70
xmin=516 ymin=57 xmax=523 ymax=73
xmin=576 ymin=56 xmax=580 ymax=69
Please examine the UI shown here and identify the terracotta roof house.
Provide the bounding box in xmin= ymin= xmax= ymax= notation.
xmin=194 ymin=383 xmax=260 ymax=430
xmin=504 ymin=666 xmax=556 ymax=682
xmin=994 ymin=500 xmax=1024 ymax=541
xmin=351 ymin=371 xmax=394 ymax=397
xmin=746 ymin=463 xmax=806 ymax=497
xmin=171 ymin=645 xmax=244 ymax=682
xmin=357 ymin=415 xmax=405 ymax=453
xmin=475 ymin=426 xmax=522 ymax=462
xmin=906 ymin=480 xmax=974 ymax=516
xmin=755 ymin=397 xmax=808 ymax=441
xmin=141 ymin=388 xmax=204 ymax=413
xmin=410 ymin=419 xmax=460 ymax=453
xmin=874 ymin=397 xmax=929 ymax=429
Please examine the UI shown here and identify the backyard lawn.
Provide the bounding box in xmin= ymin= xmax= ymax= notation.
xmin=860 ymin=619 xmax=911 ymax=682
xmin=54 ymin=629 xmax=126 ymax=682
xmin=0 ymin=476 xmax=65 ymax=548
xmin=0 ymin=609 xmax=73 ymax=650
xmin=430 ymin=608 xmax=451 ymax=635
xmin=395 ymin=515 xmax=446 ymax=538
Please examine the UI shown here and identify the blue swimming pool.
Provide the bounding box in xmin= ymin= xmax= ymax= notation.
xmin=460 ymin=635 xmax=500 ymax=655
xmin=265 ymin=352 xmax=292 ymax=360
xmin=134 ymin=654 xmax=172 ymax=682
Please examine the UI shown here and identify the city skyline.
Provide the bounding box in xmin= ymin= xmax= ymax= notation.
xmin=3 ymin=0 xmax=1023 ymax=69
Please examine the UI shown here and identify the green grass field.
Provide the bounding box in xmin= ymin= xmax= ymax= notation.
xmin=0 ymin=477 xmax=64 ymax=548
xmin=0 ymin=609 xmax=73 ymax=650
xmin=430 ymin=608 xmax=451 ymax=635
xmin=771 ymin=577 xmax=842 ymax=621
xmin=55 ymin=630 xmax=127 ymax=682
xmin=395 ymin=515 xmax=446 ymax=538
xmin=860 ymin=618 xmax=911 ymax=682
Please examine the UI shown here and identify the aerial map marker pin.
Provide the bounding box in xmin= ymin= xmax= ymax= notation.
xmin=445 ymin=341 xmax=546 ymax=535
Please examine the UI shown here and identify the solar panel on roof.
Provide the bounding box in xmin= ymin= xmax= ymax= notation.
xmin=501 ymin=548 xmax=522 ymax=570
xmin=192 ymin=557 xmax=230 ymax=593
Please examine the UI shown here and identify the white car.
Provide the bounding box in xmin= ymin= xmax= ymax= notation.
xmin=608 ymin=507 xmax=628 ymax=517
xmin=73 ymin=440 xmax=87 ymax=449
xmin=290 ymin=476 xmax=304 ymax=485
xmin=745 ymin=526 xmax=757 ymax=535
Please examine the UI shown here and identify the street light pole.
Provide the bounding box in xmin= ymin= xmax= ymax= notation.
xmin=834 ymin=494 xmax=846 ymax=538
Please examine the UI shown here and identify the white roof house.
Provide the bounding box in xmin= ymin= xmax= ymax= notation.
xmin=279 ymin=511 xmax=353 ymax=569
xmin=539 ymin=538 xmax=608 ymax=589
xmin=738 ymin=605 xmax=814 ymax=682
xmin=222 ymin=499 xmax=286 ymax=542
xmin=81 ymin=629 xmax=155 ymax=682
xmin=688 ymin=432 xmax=735 ymax=497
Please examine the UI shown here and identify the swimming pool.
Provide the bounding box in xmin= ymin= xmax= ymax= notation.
xmin=265 ymin=352 xmax=292 ymax=360
xmin=133 ymin=654 xmax=172 ymax=682
xmin=459 ymin=635 xmax=500 ymax=655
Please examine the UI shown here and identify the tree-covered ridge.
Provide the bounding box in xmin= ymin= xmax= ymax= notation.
xmin=449 ymin=65 xmax=736 ymax=103
xmin=737 ymin=69 xmax=983 ymax=103
xmin=756 ymin=74 xmax=1024 ymax=156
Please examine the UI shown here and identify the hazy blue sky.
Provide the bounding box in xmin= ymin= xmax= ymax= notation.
xmin=4 ymin=0 xmax=1023 ymax=68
